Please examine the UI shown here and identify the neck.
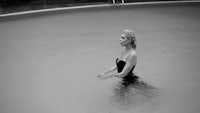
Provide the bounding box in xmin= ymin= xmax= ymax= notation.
xmin=125 ymin=44 xmax=133 ymax=51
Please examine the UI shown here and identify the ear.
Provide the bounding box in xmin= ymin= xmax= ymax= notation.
xmin=127 ymin=38 xmax=132 ymax=44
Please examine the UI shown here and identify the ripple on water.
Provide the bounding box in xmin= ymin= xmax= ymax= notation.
xmin=109 ymin=78 xmax=163 ymax=113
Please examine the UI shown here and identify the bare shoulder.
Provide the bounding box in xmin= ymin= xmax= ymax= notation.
xmin=129 ymin=50 xmax=136 ymax=57
xmin=127 ymin=50 xmax=137 ymax=62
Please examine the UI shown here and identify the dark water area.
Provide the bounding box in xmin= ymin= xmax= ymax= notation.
xmin=108 ymin=76 xmax=163 ymax=113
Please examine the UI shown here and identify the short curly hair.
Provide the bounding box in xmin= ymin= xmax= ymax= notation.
xmin=123 ymin=29 xmax=136 ymax=49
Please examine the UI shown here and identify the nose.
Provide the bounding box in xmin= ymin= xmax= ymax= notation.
xmin=120 ymin=38 xmax=123 ymax=42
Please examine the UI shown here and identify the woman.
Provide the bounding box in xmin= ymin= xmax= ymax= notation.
xmin=98 ymin=29 xmax=139 ymax=87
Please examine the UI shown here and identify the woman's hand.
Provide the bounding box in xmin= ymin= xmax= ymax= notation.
xmin=98 ymin=74 xmax=110 ymax=79
xmin=98 ymin=73 xmax=114 ymax=79
xmin=97 ymin=74 xmax=104 ymax=78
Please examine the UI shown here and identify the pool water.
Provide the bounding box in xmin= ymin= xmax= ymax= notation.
xmin=0 ymin=3 xmax=200 ymax=113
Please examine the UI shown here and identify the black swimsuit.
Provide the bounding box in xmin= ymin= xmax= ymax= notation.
xmin=116 ymin=58 xmax=139 ymax=87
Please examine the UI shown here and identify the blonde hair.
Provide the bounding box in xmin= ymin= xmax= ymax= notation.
xmin=123 ymin=29 xmax=136 ymax=49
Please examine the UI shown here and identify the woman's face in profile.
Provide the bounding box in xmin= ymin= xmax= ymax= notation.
xmin=120 ymin=33 xmax=129 ymax=46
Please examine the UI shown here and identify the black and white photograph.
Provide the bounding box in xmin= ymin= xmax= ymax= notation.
xmin=0 ymin=0 xmax=200 ymax=113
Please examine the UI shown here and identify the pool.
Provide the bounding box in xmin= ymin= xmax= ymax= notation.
xmin=0 ymin=1 xmax=200 ymax=113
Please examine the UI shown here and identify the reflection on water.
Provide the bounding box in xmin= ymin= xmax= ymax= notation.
xmin=109 ymin=76 xmax=162 ymax=113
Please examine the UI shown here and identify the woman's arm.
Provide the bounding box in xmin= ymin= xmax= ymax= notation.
xmin=103 ymin=65 xmax=117 ymax=75
xmin=98 ymin=65 xmax=117 ymax=79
